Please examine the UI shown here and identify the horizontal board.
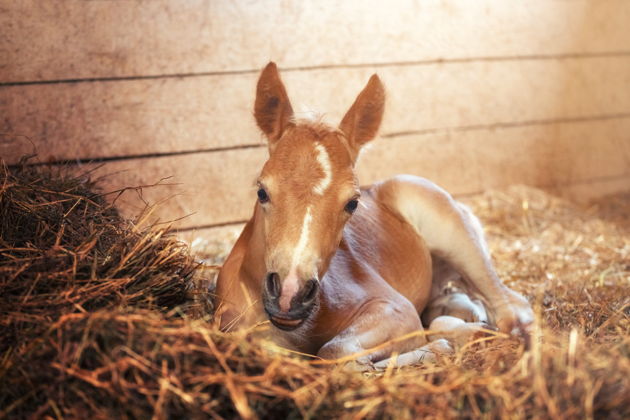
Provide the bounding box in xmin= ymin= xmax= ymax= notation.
xmin=359 ymin=121 xmax=630 ymax=195
xmin=560 ymin=175 xmax=630 ymax=203
xmin=86 ymin=147 xmax=265 ymax=229
xmin=84 ymin=118 xmax=630 ymax=229
xmin=2 ymin=0 xmax=630 ymax=83
xmin=180 ymin=224 xmax=246 ymax=264
xmin=3 ymin=57 xmax=630 ymax=163
xmin=177 ymin=173 xmax=630 ymax=247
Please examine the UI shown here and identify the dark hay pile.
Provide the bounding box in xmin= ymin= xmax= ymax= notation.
xmin=1 ymin=163 xmax=628 ymax=419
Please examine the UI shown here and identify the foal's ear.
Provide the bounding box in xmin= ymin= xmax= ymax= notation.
xmin=254 ymin=62 xmax=294 ymax=150
xmin=339 ymin=74 xmax=385 ymax=161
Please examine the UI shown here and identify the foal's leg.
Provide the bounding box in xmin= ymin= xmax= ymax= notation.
xmin=317 ymin=298 xmax=453 ymax=367
xmin=372 ymin=315 xmax=495 ymax=369
xmin=374 ymin=175 xmax=533 ymax=336
xmin=372 ymin=338 xmax=453 ymax=370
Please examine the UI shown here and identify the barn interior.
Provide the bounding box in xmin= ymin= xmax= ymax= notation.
xmin=1 ymin=1 xmax=629 ymax=418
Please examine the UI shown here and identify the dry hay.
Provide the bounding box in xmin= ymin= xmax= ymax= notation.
xmin=0 ymin=162 xmax=628 ymax=419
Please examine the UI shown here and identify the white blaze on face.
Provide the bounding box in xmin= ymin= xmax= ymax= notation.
xmin=313 ymin=143 xmax=332 ymax=195
xmin=279 ymin=206 xmax=313 ymax=312
xmin=278 ymin=143 xmax=332 ymax=312
xmin=292 ymin=206 xmax=313 ymax=269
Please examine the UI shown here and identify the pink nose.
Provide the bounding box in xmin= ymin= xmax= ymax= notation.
xmin=279 ymin=276 xmax=299 ymax=312
xmin=263 ymin=272 xmax=319 ymax=314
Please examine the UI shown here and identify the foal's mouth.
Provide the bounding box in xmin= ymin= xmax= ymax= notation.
xmin=269 ymin=315 xmax=306 ymax=331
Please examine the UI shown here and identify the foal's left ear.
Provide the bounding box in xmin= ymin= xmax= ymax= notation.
xmin=254 ymin=62 xmax=294 ymax=151
xmin=339 ymin=74 xmax=385 ymax=162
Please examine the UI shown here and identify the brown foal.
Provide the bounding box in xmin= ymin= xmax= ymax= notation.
xmin=215 ymin=62 xmax=533 ymax=367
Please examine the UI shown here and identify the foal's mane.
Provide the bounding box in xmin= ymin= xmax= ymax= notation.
xmin=290 ymin=116 xmax=341 ymax=135
xmin=286 ymin=118 xmax=354 ymax=161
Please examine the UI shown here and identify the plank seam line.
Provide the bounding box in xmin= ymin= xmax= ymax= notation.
xmin=456 ymin=173 xmax=630 ymax=199
xmin=6 ymin=143 xmax=265 ymax=168
xmin=176 ymin=173 xmax=630 ymax=232
xmin=7 ymin=111 xmax=630 ymax=168
xmin=176 ymin=220 xmax=248 ymax=232
xmin=382 ymin=112 xmax=630 ymax=138
xmin=2 ymin=50 xmax=630 ymax=87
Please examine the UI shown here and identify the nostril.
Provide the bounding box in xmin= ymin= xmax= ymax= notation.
xmin=265 ymin=272 xmax=280 ymax=298
xmin=301 ymin=279 xmax=319 ymax=304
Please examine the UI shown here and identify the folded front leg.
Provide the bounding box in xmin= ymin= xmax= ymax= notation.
xmin=372 ymin=316 xmax=494 ymax=370
xmin=317 ymin=299 xmax=426 ymax=366
xmin=372 ymin=339 xmax=454 ymax=369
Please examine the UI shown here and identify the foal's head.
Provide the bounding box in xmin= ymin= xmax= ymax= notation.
xmin=253 ymin=62 xmax=385 ymax=330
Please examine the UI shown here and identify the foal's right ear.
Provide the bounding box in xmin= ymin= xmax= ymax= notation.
xmin=254 ymin=62 xmax=294 ymax=151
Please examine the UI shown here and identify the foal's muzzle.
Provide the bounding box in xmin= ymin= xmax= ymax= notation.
xmin=262 ymin=272 xmax=319 ymax=331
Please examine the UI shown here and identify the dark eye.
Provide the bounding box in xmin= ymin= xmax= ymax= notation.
xmin=344 ymin=199 xmax=359 ymax=214
xmin=257 ymin=188 xmax=269 ymax=203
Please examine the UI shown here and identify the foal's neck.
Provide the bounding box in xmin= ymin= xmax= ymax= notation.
xmin=239 ymin=204 xmax=267 ymax=292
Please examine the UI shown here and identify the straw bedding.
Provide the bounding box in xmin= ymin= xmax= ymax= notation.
xmin=0 ymin=162 xmax=628 ymax=419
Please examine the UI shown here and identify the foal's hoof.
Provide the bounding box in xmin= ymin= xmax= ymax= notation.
xmin=427 ymin=338 xmax=455 ymax=355
xmin=340 ymin=358 xmax=375 ymax=373
xmin=495 ymin=291 xmax=534 ymax=348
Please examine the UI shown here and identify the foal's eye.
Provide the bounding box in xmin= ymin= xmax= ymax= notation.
xmin=257 ymin=188 xmax=270 ymax=203
xmin=344 ymin=199 xmax=359 ymax=214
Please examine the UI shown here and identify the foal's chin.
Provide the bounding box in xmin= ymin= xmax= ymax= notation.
xmin=268 ymin=315 xmax=308 ymax=331
xmin=264 ymin=302 xmax=318 ymax=332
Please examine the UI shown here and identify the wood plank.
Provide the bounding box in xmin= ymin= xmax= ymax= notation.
xmin=2 ymin=0 xmax=630 ymax=83
xmin=179 ymin=224 xmax=245 ymax=264
xmin=3 ymin=57 xmax=630 ymax=163
xmin=559 ymin=175 xmax=630 ymax=204
xmin=359 ymin=119 xmax=630 ymax=193
xmin=86 ymin=147 xmax=266 ymax=229
xmin=84 ymin=118 xmax=630 ymax=229
xmin=177 ymin=174 xmax=630 ymax=247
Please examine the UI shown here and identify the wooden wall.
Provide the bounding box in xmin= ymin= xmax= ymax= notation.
xmin=2 ymin=0 xmax=629 ymax=236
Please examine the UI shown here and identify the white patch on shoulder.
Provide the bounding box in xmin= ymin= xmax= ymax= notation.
xmin=313 ymin=143 xmax=332 ymax=195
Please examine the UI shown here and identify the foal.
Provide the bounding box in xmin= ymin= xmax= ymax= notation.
xmin=215 ymin=62 xmax=533 ymax=367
